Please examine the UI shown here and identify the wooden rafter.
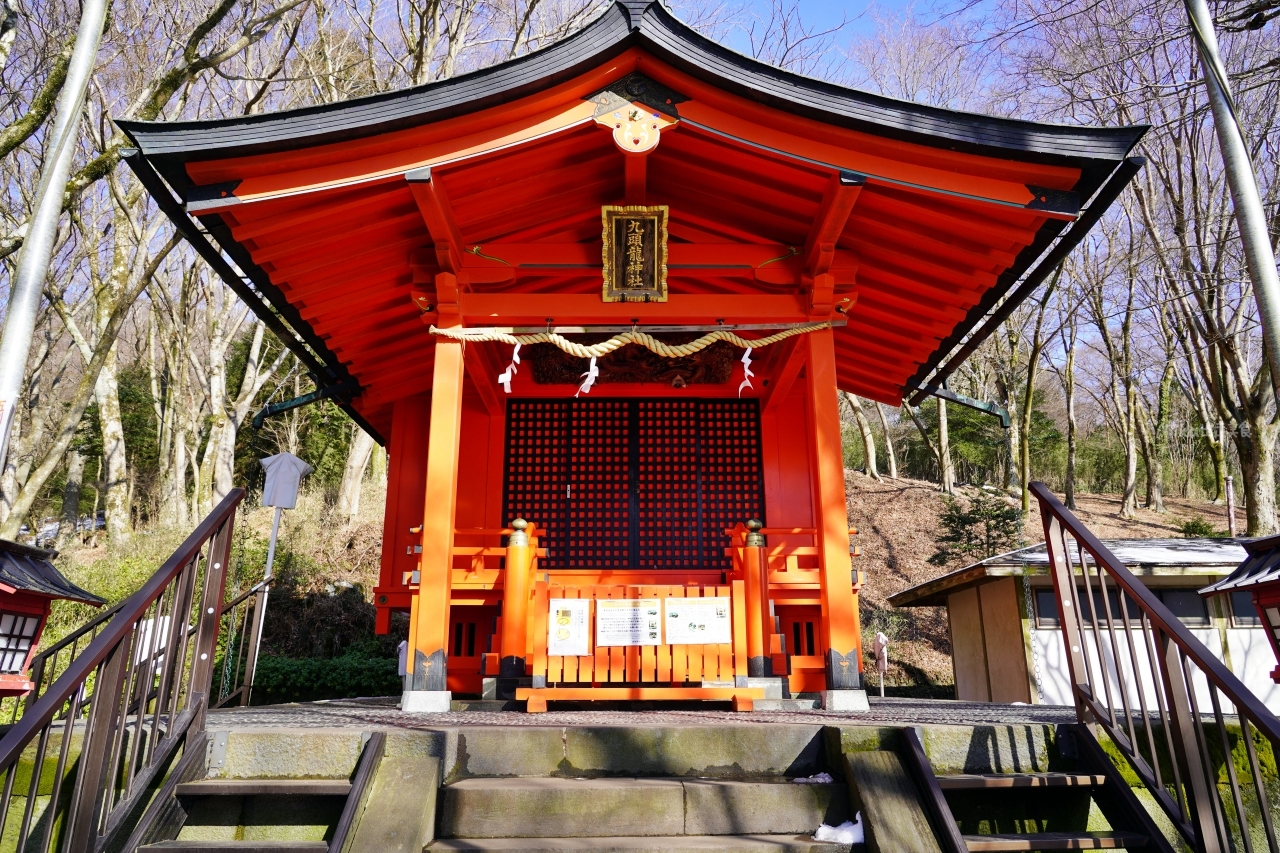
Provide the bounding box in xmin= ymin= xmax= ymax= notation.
xmin=406 ymin=167 xmax=467 ymax=276
xmin=803 ymin=171 xmax=864 ymax=317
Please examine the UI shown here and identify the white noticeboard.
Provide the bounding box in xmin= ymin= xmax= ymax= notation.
xmin=547 ymin=599 xmax=591 ymax=657
xmin=596 ymin=599 xmax=662 ymax=647
xmin=664 ymin=597 xmax=732 ymax=645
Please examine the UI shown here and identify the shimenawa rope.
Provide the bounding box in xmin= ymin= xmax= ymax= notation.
xmin=429 ymin=322 xmax=829 ymax=359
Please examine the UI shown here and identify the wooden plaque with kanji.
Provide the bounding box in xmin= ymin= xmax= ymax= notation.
xmin=601 ymin=205 xmax=668 ymax=302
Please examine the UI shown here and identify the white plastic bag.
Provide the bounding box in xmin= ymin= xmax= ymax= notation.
xmin=814 ymin=812 xmax=864 ymax=845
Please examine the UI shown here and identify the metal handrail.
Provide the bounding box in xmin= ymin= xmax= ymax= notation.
xmin=1032 ymin=481 xmax=1280 ymax=853
xmin=0 ymin=489 xmax=245 ymax=853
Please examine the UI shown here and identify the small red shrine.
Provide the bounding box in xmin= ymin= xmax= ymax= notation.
xmin=121 ymin=0 xmax=1143 ymax=711
xmin=0 ymin=540 xmax=104 ymax=698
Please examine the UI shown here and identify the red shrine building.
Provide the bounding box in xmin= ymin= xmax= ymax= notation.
xmin=122 ymin=0 xmax=1144 ymax=711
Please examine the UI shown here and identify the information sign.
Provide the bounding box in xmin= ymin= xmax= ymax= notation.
xmin=547 ymin=599 xmax=591 ymax=657
xmin=596 ymin=599 xmax=662 ymax=646
xmin=664 ymin=597 xmax=732 ymax=645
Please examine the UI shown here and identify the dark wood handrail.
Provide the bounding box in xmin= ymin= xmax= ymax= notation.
xmin=1030 ymin=482 xmax=1280 ymax=746
xmin=0 ymin=489 xmax=245 ymax=770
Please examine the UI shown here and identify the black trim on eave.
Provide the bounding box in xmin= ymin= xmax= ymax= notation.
xmin=122 ymin=151 xmax=387 ymax=445
xmin=905 ymin=157 xmax=1146 ymax=406
xmin=118 ymin=0 xmax=1146 ymax=201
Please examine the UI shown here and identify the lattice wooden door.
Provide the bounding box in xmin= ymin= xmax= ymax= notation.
xmin=502 ymin=399 xmax=764 ymax=569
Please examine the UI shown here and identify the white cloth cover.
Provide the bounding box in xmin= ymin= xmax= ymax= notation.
xmin=259 ymin=452 xmax=313 ymax=508
xmin=814 ymin=814 xmax=863 ymax=845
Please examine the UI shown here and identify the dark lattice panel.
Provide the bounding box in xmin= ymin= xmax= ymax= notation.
xmin=700 ymin=399 xmax=765 ymax=568
xmin=503 ymin=398 xmax=764 ymax=569
xmin=567 ymin=400 xmax=633 ymax=568
xmin=503 ymin=400 xmax=570 ymax=566
xmin=637 ymin=400 xmax=700 ymax=569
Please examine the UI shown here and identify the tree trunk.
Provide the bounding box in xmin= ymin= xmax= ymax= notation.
xmin=94 ymin=344 xmax=131 ymax=543
xmin=336 ymin=428 xmax=376 ymax=520
xmin=0 ymin=408 xmax=20 ymax=524
xmin=876 ymin=403 xmax=898 ymax=479
xmin=1120 ymin=381 xmax=1139 ymax=519
xmin=1233 ymin=416 xmax=1279 ymax=536
xmin=845 ymin=393 xmax=881 ymax=481
xmin=59 ymin=449 xmax=85 ymax=543
xmin=938 ymin=398 xmax=955 ymax=494
xmin=1209 ymin=421 xmax=1227 ymax=503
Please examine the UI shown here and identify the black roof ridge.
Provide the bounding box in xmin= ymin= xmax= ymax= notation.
xmin=119 ymin=0 xmax=1146 ymax=173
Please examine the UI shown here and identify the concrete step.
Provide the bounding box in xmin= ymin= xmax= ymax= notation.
xmin=176 ymin=779 xmax=352 ymax=797
xmin=139 ymin=843 xmax=328 ymax=852
xmin=439 ymin=777 xmax=849 ymax=838
xmin=937 ymin=773 xmax=1106 ymax=790
xmin=962 ymin=832 xmax=1148 ymax=851
xmin=428 ymin=834 xmax=857 ymax=852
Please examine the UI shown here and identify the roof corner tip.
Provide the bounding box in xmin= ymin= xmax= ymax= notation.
xmin=617 ymin=0 xmax=660 ymax=30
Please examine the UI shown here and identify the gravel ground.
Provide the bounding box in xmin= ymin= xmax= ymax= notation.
xmin=207 ymin=696 xmax=1078 ymax=729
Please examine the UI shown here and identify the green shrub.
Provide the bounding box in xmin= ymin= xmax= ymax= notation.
xmin=929 ymin=492 xmax=1024 ymax=566
xmin=249 ymin=640 xmax=401 ymax=704
xmin=1177 ymin=515 xmax=1226 ymax=538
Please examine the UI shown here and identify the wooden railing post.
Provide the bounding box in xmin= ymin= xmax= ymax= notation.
xmin=1040 ymin=514 xmax=1090 ymax=725
xmin=1157 ymin=630 xmax=1224 ymax=853
xmin=742 ymin=519 xmax=770 ymax=677
xmin=499 ymin=518 xmax=533 ymax=700
xmin=190 ymin=518 xmax=232 ymax=732
xmin=64 ymin=639 xmax=129 ymax=853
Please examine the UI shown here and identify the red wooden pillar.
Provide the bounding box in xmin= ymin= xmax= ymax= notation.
xmin=804 ymin=327 xmax=862 ymax=690
xmin=743 ymin=520 xmax=770 ymax=677
xmin=408 ymin=336 xmax=466 ymax=706
xmin=375 ymin=394 xmax=430 ymax=634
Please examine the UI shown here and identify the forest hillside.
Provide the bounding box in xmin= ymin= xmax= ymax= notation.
xmin=849 ymin=471 xmax=1235 ymax=693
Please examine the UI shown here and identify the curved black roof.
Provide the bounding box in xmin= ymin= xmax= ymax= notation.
xmin=120 ymin=0 xmax=1146 ymax=195
xmin=0 ymin=540 xmax=105 ymax=606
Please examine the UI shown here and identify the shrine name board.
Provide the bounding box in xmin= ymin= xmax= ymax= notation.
xmin=602 ymin=205 xmax=668 ymax=302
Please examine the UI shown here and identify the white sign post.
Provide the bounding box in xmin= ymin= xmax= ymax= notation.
xmin=874 ymin=632 xmax=889 ymax=698
xmin=245 ymin=452 xmax=313 ymax=700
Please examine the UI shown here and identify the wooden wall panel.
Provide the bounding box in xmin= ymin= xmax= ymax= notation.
xmin=979 ymin=578 xmax=1032 ymax=704
xmin=948 ymin=587 xmax=989 ymax=702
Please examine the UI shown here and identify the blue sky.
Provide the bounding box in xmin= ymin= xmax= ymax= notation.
xmin=710 ymin=0 xmax=935 ymax=62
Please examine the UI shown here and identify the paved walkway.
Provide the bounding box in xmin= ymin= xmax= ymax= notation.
xmin=207 ymin=696 xmax=1077 ymax=729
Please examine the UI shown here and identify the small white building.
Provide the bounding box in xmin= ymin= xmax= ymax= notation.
xmin=889 ymin=539 xmax=1280 ymax=712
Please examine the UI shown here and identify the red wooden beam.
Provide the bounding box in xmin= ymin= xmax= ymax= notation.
xmin=406 ymin=167 xmax=467 ymax=276
xmin=803 ymin=172 xmax=865 ymax=278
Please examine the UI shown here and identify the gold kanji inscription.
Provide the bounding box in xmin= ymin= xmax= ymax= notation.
xmin=602 ymin=205 xmax=668 ymax=303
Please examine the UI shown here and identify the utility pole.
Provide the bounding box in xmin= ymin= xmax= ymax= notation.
xmin=0 ymin=0 xmax=107 ymax=468
xmin=1182 ymin=0 xmax=1280 ymax=403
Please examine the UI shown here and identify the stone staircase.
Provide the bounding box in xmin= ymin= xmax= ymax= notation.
xmin=112 ymin=719 xmax=1176 ymax=853
xmin=430 ymin=776 xmax=847 ymax=851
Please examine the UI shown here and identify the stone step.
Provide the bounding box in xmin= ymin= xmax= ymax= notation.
xmin=439 ymin=777 xmax=849 ymax=839
xmin=139 ymin=843 xmax=328 ymax=852
xmin=176 ymin=779 xmax=352 ymax=797
xmin=962 ymin=832 xmax=1148 ymax=851
xmin=428 ymin=834 xmax=857 ymax=852
xmin=937 ymin=773 xmax=1106 ymax=790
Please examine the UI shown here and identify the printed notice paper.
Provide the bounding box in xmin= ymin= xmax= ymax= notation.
xmin=664 ymin=597 xmax=732 ymax=645
xmin=547 ymin=599 xmax=590 ymax=657
xmin=596 ymin=599 xmax=661 ymax=646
